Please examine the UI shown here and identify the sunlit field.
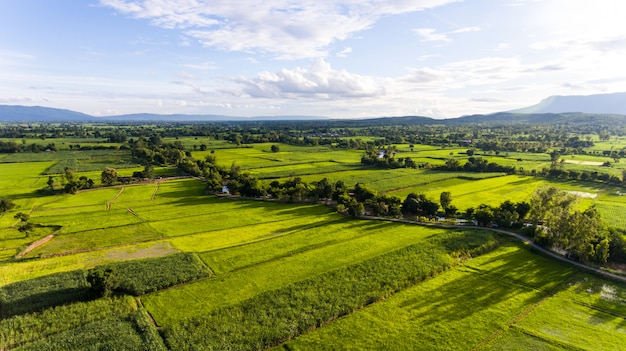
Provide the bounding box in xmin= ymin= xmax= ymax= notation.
xmin=1 ymin=135 xmax=626 ymax=350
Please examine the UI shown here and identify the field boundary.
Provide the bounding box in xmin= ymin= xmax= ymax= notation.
xmin=15 ymin=233 xmax=56 ymax=259
xmin=106 ymin=186 xmax=125 ymax=211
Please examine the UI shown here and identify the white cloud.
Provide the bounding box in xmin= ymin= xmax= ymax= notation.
xmin=180 ymin=61 xmax=218 ymax=70
xmin=336 ymin=47 xmax=353 ymax=58
xmin=403 ymin=67 xmax=450 ymax=84
xmin=451 ymin=26 xmax=481 ymax=34
xmin=414 ymin=28 xmax=451 ymax=42
xmin=414 ymin=26 xmax=480 ymax=42
xmin=99 ymin=0 xmax=460 ymax=59
xmin=235 ymin=58 xmax=385 ymax=99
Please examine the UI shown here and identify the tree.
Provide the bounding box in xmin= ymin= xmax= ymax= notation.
xmin=14 ymin=212 xmax=29 ymax=222
xmin=474 ymin=205 xmax=494 ymax=226
xmin=440 ymin=191 xmax=452 ymax=211
xmin=354 ymin=183 xmax=376 ymax=202
xmin=14 ymin=212 xmax=33 ymax=237
xmin=47 ymin=176 xmax=55 ymax=190
xmin=347 ymin=200 xmax=364 ymax=217
xmin=17 ymin=222 xmax=34 ymax=237
xmin=205 ymin=169 xmax=223 ymax=193
xmin=101 ymin=167 xmax=118 ymax=185
xmin=402 ymin=193 xmax=438 ymax=217
xmin=270 ymin=144 xmax=280 ymax=153
xmin=86 ymin=268 xmax=120 ymax=297
xmin=402 ymin=193 xmax=421 ymax=215
xmin=529 ymin=186 xmax=607 ymax=263
xmin=64 ymin=167 xmax=76 ymax=183
xmin=314 ymin=178 xmax=334 ymax=200
xmin=515 ymin=201 xmax=531 ymax=220
xmin=0 ymin=198 xmax=15 ymax=213
xmin=444 ymin=205 xmax=458 ymax=217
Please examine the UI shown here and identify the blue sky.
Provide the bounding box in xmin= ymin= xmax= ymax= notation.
xmin=1 ymin=0 xmax=625 ymax=118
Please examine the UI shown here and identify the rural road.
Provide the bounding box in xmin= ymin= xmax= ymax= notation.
xmin=362 ymin=216 xmax=626 ymax=284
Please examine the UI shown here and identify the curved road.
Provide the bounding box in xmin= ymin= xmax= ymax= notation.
xmin=362 ymin=216 xmax=626 ymax=284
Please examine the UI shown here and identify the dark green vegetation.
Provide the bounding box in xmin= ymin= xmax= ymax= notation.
xmin=1 ymin=115 xmax=626 ymax=349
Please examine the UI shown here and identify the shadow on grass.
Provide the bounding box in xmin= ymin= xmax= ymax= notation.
xmin=0 ymin=270 xmax=92 ymax=319
xmin=399 ymin=245 xmax=574 ymax=326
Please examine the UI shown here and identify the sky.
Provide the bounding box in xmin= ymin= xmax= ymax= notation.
xmin=1 ymin=0 xmax=626 ymax=119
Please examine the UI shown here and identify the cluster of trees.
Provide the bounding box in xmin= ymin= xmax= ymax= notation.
xmin=528 ymin=186 xmax=610 ymax=263
xmin=440 ymin=156 xmax=516 ymax=174
xmin=360 ymin=147 xmax=420 ymax=169
xmin=62 ymin=168 xmax=94 ymax=194
xmin=465 ymin=201 xmax=531 ymax=228
xmin=129 ymin=135 xmax=187 ymax=166
xmin=13 ymin=212 xmax=34 ymax=237
xmin=536 ymin=164 xmax=624 ymax=185
xmin=0 ymin=198 xmax=15 ymax=214
xmin=0 ymin=140 xmax=56 ymax=153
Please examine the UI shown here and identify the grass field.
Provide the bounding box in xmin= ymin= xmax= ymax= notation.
xmin=144 ymin=219 xmax=456 ymax=325
xmin=389 ymin=175 xmax=543 ymax=209
xmin=2 ymin=137 xmax=626 ymax=349
xmin=282 ymin=242 xmax=626 ymax=350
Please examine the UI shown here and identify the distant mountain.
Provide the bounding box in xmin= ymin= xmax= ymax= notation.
xmin=510 ymin=92 xmax=626 ymax=115
xmin=104 ymin=113 xmax=242 ymax=122
xmin=0 ymin=105 xmax=330 ymax=122
xmin=0 ymin=105 xmax=95 ymax=122
xmin=450 ymin=112 xmax=626 ymax=126
xmin=3 ymin=102 xmax=626 ymax=126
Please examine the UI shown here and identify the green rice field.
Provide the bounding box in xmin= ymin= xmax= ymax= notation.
xmin=1 ymin=137 xmax=626 ymax=350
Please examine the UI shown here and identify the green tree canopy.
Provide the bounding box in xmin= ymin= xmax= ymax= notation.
xmin=101 ymin=167 xmax=118 ymax=185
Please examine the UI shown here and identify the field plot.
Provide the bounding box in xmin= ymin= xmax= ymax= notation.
xmin=0 ymin=241 xmax=179 ymax=286
xmin=207 ymin=143 xmax=362 ymax=171
xmin=289 ymin=168 xmax=504 ymax=194
xmin=487 ymin=272 xmax=626 ymax=351
xmin=143 ymin=222 xmax=462 ymax=325
xmin=0 ymin=150 xmax=138 ymax=174
xmin=281 ymin=242 xmax=579 ymax=350
xmin=390 ymin=175 xmax=544 ymax=208
xmin=248 ymin=161 xmax=362 ymax=179
xmin=0 ymin=162 xmax=56 ymax=198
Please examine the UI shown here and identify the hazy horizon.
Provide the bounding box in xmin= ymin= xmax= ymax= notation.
xmin=2 ymin=1 xmax=626 ymax=118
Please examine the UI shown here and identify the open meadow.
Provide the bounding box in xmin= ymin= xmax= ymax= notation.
xmin=1 ymin=132 xmax=626 ymax=350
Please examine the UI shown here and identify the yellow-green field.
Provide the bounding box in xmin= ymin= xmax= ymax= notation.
xmin=2 ymin=139 xmax=626 ymax=350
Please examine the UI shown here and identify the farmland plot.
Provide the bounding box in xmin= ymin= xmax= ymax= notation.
xmin=282 ymin=243 xmax=581 ymax=350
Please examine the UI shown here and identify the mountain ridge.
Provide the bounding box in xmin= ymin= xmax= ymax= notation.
xmin=510 ymin=92 xmax=626 ymax=115
xmin=1 ymin=91 xmax=626 ymax=123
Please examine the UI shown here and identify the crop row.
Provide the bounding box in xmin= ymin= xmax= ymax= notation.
xmin=161 ymin=229 xmax=500 ymax=350
xmin=98 ymin=252 xmax=211 ymax=295
xmin=0 ymin=252 xmax=210 ymax=319
xmin=283 ymin=242 xmax=576 ymax=350
xmin=15 ymin=309 xmax=166 ymax=351
xmin=0 ymin=296 xmax=137 ymax=349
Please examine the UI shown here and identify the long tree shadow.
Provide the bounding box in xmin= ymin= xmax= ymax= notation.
xmin=399 ymin=244 xmax=576 ymax=326
xmin=0 ymin=270 xmax=91 ymax=319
